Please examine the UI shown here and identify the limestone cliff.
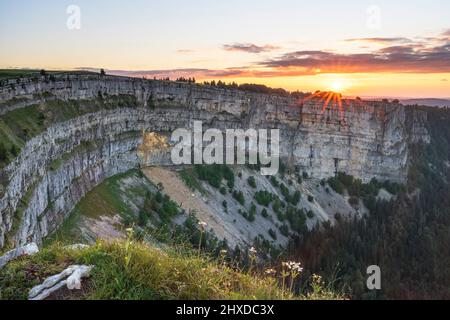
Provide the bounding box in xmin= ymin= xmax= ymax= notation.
xmin=0 ymin=74 xmax=430 ymax=248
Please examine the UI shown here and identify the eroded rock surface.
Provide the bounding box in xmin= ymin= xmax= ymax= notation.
xmin=0 ymin=75 xmax=430 ymax=248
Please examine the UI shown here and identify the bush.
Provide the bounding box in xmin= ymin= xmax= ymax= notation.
xmin=247 ymin=176 xmax=257 ymax=188
xmin=308 ymin=195 xmax=314 ymax=202
xmin=254 ymin=190 xmax=273 ymax=207
xmin=306 ymin=210 xmax=314 ymax=219
xmin=0 ymin=143 xmax=8 ymax=162
xmin=246 ymin=204 xmax=257 ymax=222
xmin=291 ymin=191 xmax=301 ymax=205
xmin=10 ymin=145 xmax=19 ymax=157
xmin=232 ymin=190 xmax=245 ymax=205
xmin=268 ymin=229 xmax=277 ymax=240
xmin=348 ymin=196 xmax=359 ymax=206
xmin=261 ymin=208 xmax=269 ymax=218
xmin=279 ymin=224 xmax=290 ymax=237
xmin=195 ymin=164 xmax=234 ymax=189
xmin=138 ymin=210 xmax=149 ymax=226
xmin=270 ymin=176 xmax=279 ymax=187
xmin=272 ymin=198 xmax=281 ymax=213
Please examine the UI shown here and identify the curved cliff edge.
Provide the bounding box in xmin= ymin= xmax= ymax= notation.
xmin=0 ymin=74 xmax=430 ymax=248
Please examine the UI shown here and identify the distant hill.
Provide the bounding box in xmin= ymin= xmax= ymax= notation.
xmin=400 ymin=98 xmax=450 ymax=108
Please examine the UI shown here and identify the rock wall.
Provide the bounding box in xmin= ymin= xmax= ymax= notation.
xmin=0 ymin=74 xmax=430 ymax=248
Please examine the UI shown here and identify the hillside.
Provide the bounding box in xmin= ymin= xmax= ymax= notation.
xmin=0 ymin=238 xmax=343 ymax=300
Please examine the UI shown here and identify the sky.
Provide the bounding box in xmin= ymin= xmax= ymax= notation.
xmin=0 ymin=0 xmax=449 ymax=98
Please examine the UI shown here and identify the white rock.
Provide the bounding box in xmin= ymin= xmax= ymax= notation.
xmin=28 ymin=265 xmax=94 ymax=300
xmin=0 ymin=243 xmax=39 ymax=269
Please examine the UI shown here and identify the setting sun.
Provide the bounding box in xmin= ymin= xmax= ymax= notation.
xmin=330 ymin=80 xmax=346 ymax=92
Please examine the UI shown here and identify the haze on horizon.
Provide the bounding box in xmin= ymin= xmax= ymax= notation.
xmin=0 ymin=0 xmax=449 ymax=98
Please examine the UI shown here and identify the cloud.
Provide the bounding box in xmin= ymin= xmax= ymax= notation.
xmin=345 ymin=37 xmax=412 ymax=44
xmin=259 ymin=42 xmax=450 ymax=75
xmin=223 ymin=43 xmax=279 ymax=53
xmin=78 ymin=30 xmax=450 ymax=80
xmin=176 ymin=49 xmax=194 ymax=54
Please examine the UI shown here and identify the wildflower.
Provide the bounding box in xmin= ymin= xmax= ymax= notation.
xmin=282 ymin=261 xmax=303 ymax=273
xmin=265 ymin=268 xmax=276 ymax=276
xmin=220 ymin=249 xmax=228 ymax=255
xmin=249 ymin=247 xmax=257 ymax=255
xmin=198 ymin=221 xmax=207 ymax=229
xmin=312 ymin=274 xmax=323 ymax=284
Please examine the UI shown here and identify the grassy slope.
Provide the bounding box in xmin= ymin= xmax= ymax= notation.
xmin=0 ymin=239 xmax=342 ymax=300
xmin=46 ymin=170 xmax=155 ymax=245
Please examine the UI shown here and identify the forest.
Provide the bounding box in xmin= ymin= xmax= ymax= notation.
xmin=289 ymin=106 xmax=450 ymax=299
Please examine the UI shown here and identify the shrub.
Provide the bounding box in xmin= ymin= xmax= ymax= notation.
xmin=232 ymin=190 xmax=245 ymax=205
xmin=291 ymin=191 xmax=301 ymax=205
xmin=261 ymin=208 xmax=269 ymax=218
xmin=268 ymin=229 xmax=277 ymax=240
xmin=279 ymin=224 xmax=290 ymax=237
xmin=270 ymin=176 xmax=279 ymax=187
xmin=272 ymin=198 xmax=281 ymax=213
xmin=138 ymin=210 xmax=149 ymax=226
xmin=10 ymin=145 xmax=19 ymax=157
xmin=195 ymin=164 xmax=235 ymax=189
xmin=308 ymin=195 xmax=314 ymax=202
xmin=0 ymin=143 xmax=7 ymax=162
xmin=254 ymin=191 xmax=273 ymax=207
xmin=306 ymin=210 xmax=314 ymax=219
xmin=348 ymin=196 xmax=359 ymax=206
xmin=247 ymin=176 xmax=257 ymax=188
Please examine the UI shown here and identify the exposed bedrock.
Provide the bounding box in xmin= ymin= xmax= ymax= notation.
xmin=0 ymin=75 xmax=430 ymax=248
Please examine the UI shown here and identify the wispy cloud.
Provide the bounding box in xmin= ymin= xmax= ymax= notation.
xmin=80 ymin=30 xmax=450 ymax=80
xmin=345 ymin=37 xmax=412 ymax=44
xmin=223 ymin=43 xmax=280 ymax=53
xmin=176 ymin=49 xmax=194 ymax=54
xmin=259 ymin=41 xmax=450 ymax=75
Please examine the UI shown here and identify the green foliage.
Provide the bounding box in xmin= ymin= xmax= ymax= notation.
xmin=270 ymin=176 xmax=279 ymax=187
xmin=194 ymin=164 xmax=234 ymax=189
xmin=272 ymin=197 xmax=281 ymax=214
xmin=254 ymin=190 xmax=273 ymax=207
xmin=232 ymin=190 xmax=245 ymax=206
xmin=279 ymin=224 xmax=290 ymax=237
xmin=179 ymin=168 xmax=206 ymax=194
xmin=286 ymin=207 xmax=307 ymax=234
xmin=291 ymin=191 xmax=301 ymax=205
xmin=291 ymin=107 xmax=450 ymax=299
xmin=261 ymin=208 xmax=269 ymax=219
xmin=247 ymin=176 xmax=257 ymax=188
xmin=0 ymin=142 xmax=7 ymax=162
xmin=268 ymin=228 xmax=277 ymax=240
xmin=307 ymin=195 xmax=314 ymax=202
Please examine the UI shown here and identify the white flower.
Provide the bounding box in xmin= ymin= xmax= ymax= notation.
xmin=282 ymin=261 xmax=303 ymax=273
xmin=198 ymin=221 xmax=207 ymax=229
xmin=249 ymin=247 xmax=257 ymax=255
xmin=265 ymin=268 xmax=276 ymax=275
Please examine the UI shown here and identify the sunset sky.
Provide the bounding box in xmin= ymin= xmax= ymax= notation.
xmin=1 ymin=0 xmax=449 ymax=98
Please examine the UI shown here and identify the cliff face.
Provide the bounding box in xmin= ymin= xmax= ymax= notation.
xmin=0 ymin=75 xmax=430 ymax=248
